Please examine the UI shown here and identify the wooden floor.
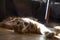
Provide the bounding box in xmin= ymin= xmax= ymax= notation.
xmin=0 ymin=22 xmax=60 ymax=40
xmin=0 ymin=28 xmax=46 ymax=40
xmin=45 ymin=22 xmax=60 ymax=27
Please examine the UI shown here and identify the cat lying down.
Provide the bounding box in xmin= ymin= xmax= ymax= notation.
xmin=0 ymin=17 xmax=60 ymax=40
xmin=0 ymin=17 xmax=52 ymax=34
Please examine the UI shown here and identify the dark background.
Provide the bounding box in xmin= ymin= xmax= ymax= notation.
xmin=0 ymin=0 xmax=60 ymax=23
xmin=0 ymin=0 xmax=46 ymax=23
